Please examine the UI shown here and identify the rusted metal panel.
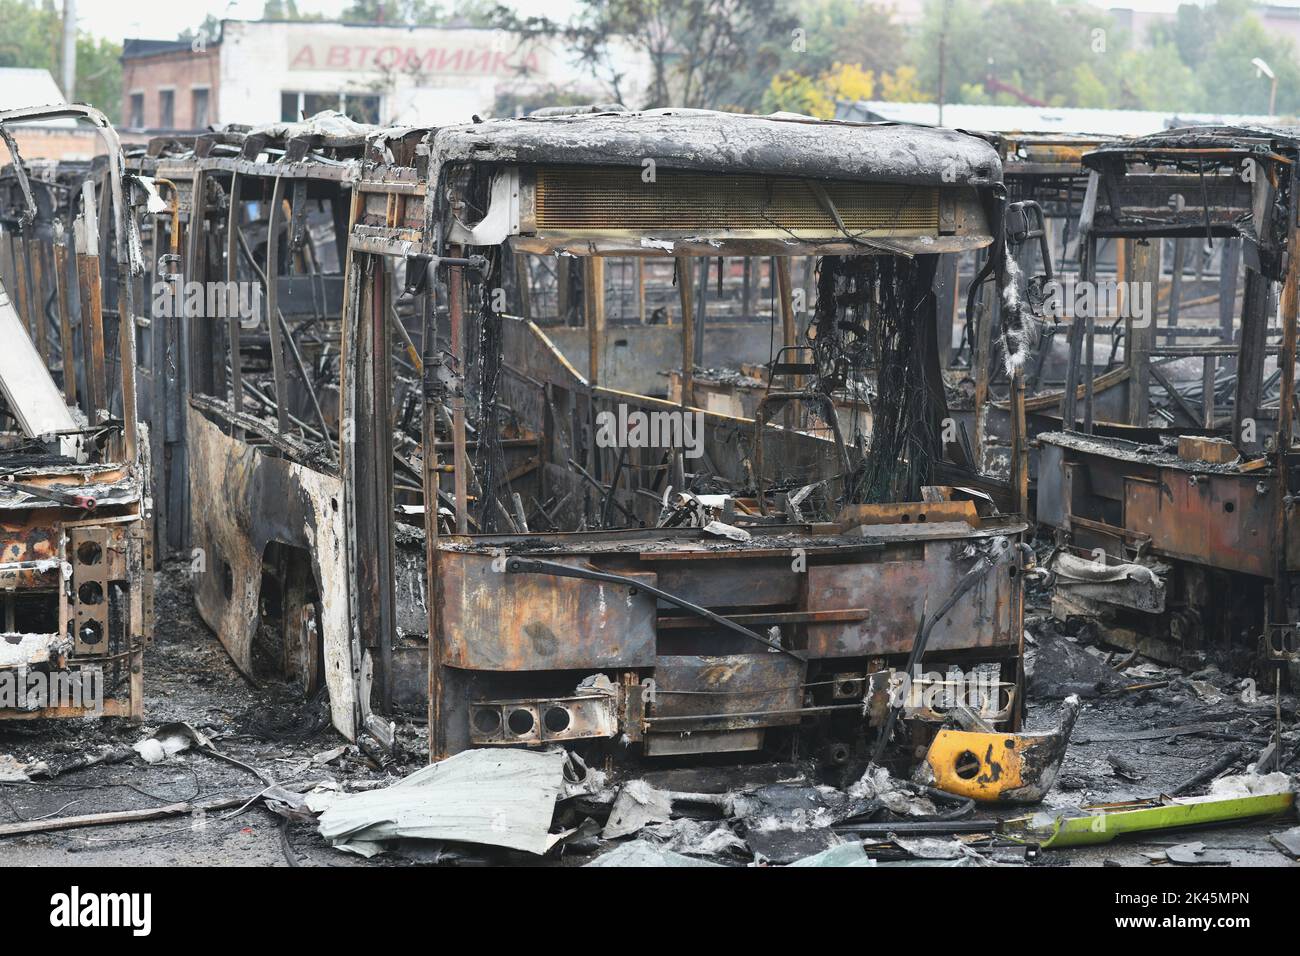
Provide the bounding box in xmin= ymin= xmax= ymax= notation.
xmin=1123 ymin=468 xmax=1276 ymax=578
xmin=437 ymin=550 xmax=658 ymax=670
xmin=648 ymin=557 xmax=802 ymax=610
xmin=0 ymin=516 xmax=60 ymax=589
xmin=469 ymin=684 xmax=619 ymax=746
xmin=187 ymin=405 xmax=357 ymax=738
xmin=836 ymin=501 xmax=979 ymax=528
xmin=647 ymin=654 xmax=806 ymax=732
xmin=805 ymin=538 xmax=1020 ymax=658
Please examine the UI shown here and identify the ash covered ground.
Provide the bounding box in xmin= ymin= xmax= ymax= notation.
xmin=0 ymin=563 xmax=1295 ymax=867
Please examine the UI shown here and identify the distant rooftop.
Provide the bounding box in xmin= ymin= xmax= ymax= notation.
xmin=840 ymin=101 xmax=1283 ymax=137
xmin=122 ymin=38 xmax=208 ymax=60
xmin=0 ymin=69 xmax=66 ymax=114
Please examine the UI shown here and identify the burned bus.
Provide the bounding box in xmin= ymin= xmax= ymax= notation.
xmin=0 ymin=104 xmax=152 ymax=720
xmin=360 ymin=110 xmax=1037 ymax=771
xmin=171 ymin=108 xmax=1041 ymax=777
xmin=1037 ymin=126 xmax=1300 ymax=680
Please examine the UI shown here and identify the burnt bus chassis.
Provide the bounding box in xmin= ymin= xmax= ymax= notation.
xmin=135 ymin=121 xmax=370 ymax=741
xmin=140 ymin=109 xmax=1035 ymax=770
xmin=359 ymin=111 xmax=1033 ymax=767
xmin=1037 ymin=126 xmax=1300 ymax=677
xmin=0 ymin=105 xmax=152 ymax=720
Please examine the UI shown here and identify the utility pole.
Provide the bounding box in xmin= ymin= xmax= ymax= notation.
xmin=937 ymin=0 xmax=953 ymax=126
xmin=61 ymin=0 xmax=77 ymax=102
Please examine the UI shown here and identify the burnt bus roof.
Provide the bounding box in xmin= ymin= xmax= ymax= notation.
xmin=1077 ymin=124 xmax=1300 ymax=249
xmin=414 ymin=109 xmax=1003 ymax=188
xmin=1082 ymin=124 xmax=1300 ymax=167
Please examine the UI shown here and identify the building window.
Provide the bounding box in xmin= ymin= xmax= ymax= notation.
xmin=129 ymin=92 xmax=144 ymax=128
xmin=159 ymin=89 xmax=174 ymax=129
xmin=303 ymin=92 xmax=336 ymax=117
xmin=344 ymin=94 xmax=381 ymax=125
xmin=280 ymin=91 xmax=382 ymax=125
xmin=192 ymin=88 xmax=210 ymax=128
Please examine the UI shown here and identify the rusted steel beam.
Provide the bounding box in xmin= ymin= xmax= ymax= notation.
xmin=676 ymin=254 xmax=694 ymax=408
xmin=1060 ymin=296 xmax=1084 ymax=429
xmin=514 ymin=252 xmax=532 ymax=320
xmin=422 ymin=282 xmax=447 ymax=756
xmin=1125 ymin=238 xmax=1159 ymax=425
xmin=1012 ymin=367 xmax=1028 ymax=516
xmin=28 ymin=234 xmax=50 ymax=364
xmin=584 ymin=255 xmax=605 ymax=386
xmin=368 ymin=263 xmax=396 ymax=712
xmin=224 ymin=172 xmax=244 ymax=427
xmin=1234 ymin=267 xmax=1272 ymax=454
xmin=1219 ymin=238 xmax=1240 ymax=344
xmin=265 ymin=175 xmax=291 ymax=436
xmin=1168 ymin=237 xmax=1186 ymax=325
xmin=12 ymin=225 xmax=31 ymax=339
xmin=75 ymin=181 xmax=107 ymax=423
xmin=1082 ymin=235 xmax=1099 ymax=433
xmin=449 ymin=258 xmax=469 ymax=535
xmin=52 ymin=223 xmax=76 ymax=405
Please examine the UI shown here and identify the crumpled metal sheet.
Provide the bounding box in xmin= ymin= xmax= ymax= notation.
xmin=0 ymin=632 xmax=72 ymax=669
xmin=317 ymin=748 xmax=566 ymax=857
xmin=584 ymin=841 xmax=724 ymax=867
xmin=788 ymin=843 xmax=878 ymax=867
xmin=1052 ymin=552 xmax=1166 ymax=613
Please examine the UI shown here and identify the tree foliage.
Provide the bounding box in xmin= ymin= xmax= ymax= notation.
xmin=0 ymin=0 xmax=122 ymax=121
xmin=907 ymin=0 xmax=1296 ymax=114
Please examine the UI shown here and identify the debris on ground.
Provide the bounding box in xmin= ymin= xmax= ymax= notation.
xmin=1004 ymin=773 xmax=1296 ymax=849
xmin=315 ymin=748 xmax=569 ymax=857
xmin=915 ymin=695 xmax=1081 ymax=802
xmin=584 ymin=841 xmax=724 ymax=867
xmin=1027 ymin=626 xmax=1128 ymax=698
xmin=1269 ymin=825 xmax=1300 ymax=859
xmin=132 ymin=723 xmax=211 ymax=764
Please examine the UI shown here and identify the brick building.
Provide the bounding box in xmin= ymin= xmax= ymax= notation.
xmin=121 ymin=38 xmax=220 ymax=133
xmin=122 ymin=18 xmax=647 ymax=133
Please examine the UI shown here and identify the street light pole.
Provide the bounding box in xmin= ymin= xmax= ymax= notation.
xmin=1252 ymin=57 xmax=1277 ymax=117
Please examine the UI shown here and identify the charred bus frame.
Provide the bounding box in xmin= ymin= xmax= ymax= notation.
xmin=0 ymin=104 xmax=151 ymax=720
xmin=349 ymin=110 xmax=1035 ymax=768
xmin=1037 ymin=126 xmax=1300 ymax=675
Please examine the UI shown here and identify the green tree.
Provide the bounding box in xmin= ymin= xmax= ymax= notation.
xmin=776 ymin=0 xmax=907 ymax=79
xmin=498 ymin=0 xmax=796 ymax=110
xmin=340 ymin=0 xmax=447 ymax=23
xmin=1147 ymin=0 xmax=1299 ymax=114
xmin=911 ymin=0 xmax=1114 ymax=108
xmin=262 ymin=0 xmax=323 ymax=18
xmin=1105 ymin=43 xmax=1202 ymax=111
xmin=0 ymin=0 xmax=123 ymax=121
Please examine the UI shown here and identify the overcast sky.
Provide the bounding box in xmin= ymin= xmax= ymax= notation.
xmin=76 ymin=0 xmax=572 ymax=43
xmin=75 ymin=0 xmax=1286 ymax=44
